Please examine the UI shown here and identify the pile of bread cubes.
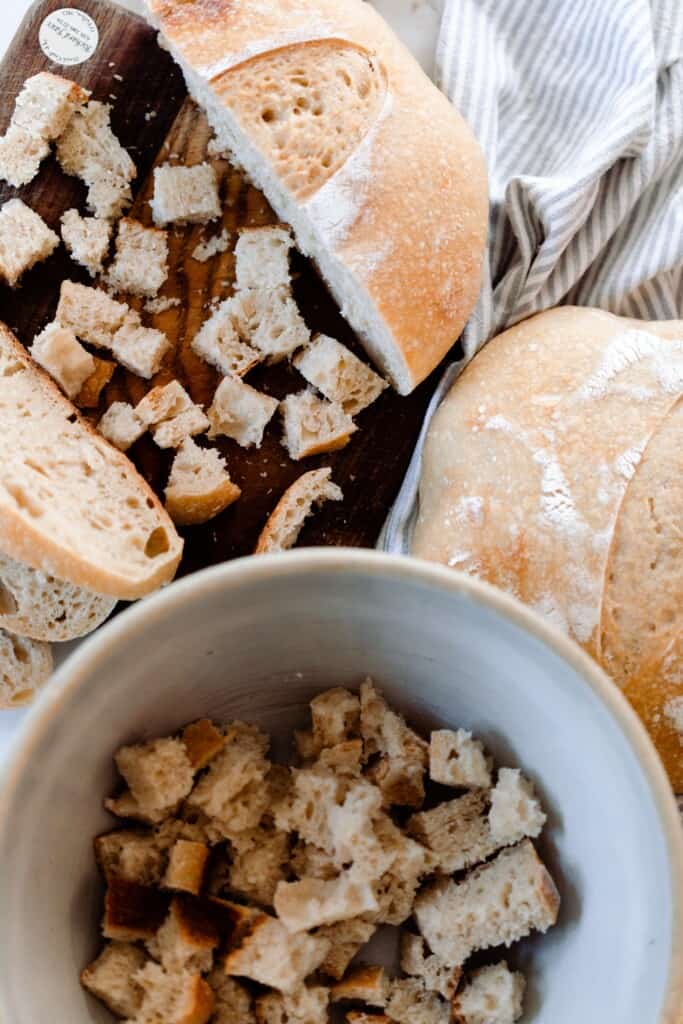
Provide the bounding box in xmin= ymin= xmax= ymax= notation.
xmin=0 ymin=72 xmax=388 ymax=550
xmin=82 ymin=680 xmax=560 ymax=1024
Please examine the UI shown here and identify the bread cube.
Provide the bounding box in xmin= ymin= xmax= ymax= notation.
xmin=135 ymin=380 xmax=193 ymax=426
xmin=56 ymin=280 xmax=129 ymax=348
xmin=191 ymin=299 xmax=261 ymax=377
xmin=331 ymin=966 xmax=390 ymax=1007
xmin=231 ymin=286 xmax=310 ymax=362
xmin=224 ymin=913 xmax=329 ymax=994
xmin=234 ymin=225 xmax=293 ymax=291
xmin=150 ymin=162 xmax=221 ymax=226
xmin=228 ymin=824 xmax=291 ymax=907
xmin=294 ymin=334 xmax=387 ymax=415
xmin=14 ymin=72 xmax=89 ymax=139
xmin=488 ymin=768 xmax=547 ymax=844
xmin=429 ymin=729 xmax=492 ymax=789
xmin=75 ymin=355 xmax=116 ymax=408
xmin=60 ymin=208 xmax=112 ymax=276
xmin=386 ymin=978 xmax=449 ymax=1024
xmin=163 ymin=839 xmax=210 ymax=895
xmin=274 ymin=871 xmax=378 ymax=932
xmin=165 ymin=438 xmax=241 ymax=525
xmin=311 ymin=688 xmax=361 ymax=750
xmin=106 ymin=217 xmax=169 ymax=297
xmin=148 ymin=896 xmax=219 ymax=973
xmin=400 ymin=934 xmax=461 ymax=1000
xmin=208 ymin=375 xmax=278 ymax=448
xmin=255 ymin=986 xmax=329 ymax=1024
xmin=187 ymin=722 xmax=270 ymax=838
xmin=102 ymin=877 xmax=169 ymax=941
xmin=255 ymin=467 xmax=342 ymax=554
xmin=414 ymin=840 xmax=560 ymax=967
xmin=452 ymin=962 xmax=525 ymax=1024
xmin=0 ymin=124 xmax=49 ymax=187
xmin=94 ymin=828 xmax=165 ymax=885
xmin=133 ymin=962 xmax=214 ymax=1024
xmin=104 ymin=788 xmax=168 ymax=825
xmin=0 ymin=199 xmax=59 ymax=287
xmin=317 ymin=918 xmax=376 ymax=980
xmin=182 ymin=718 xmax=225 ymax=770
xmin=115 ymin=736 xmax=194 ymax=819
xmin=280 ymin=390 xmax=356 ymax=460
xmin=206 ymin=970 xmax=255 ymax=1024
xmin=98 ymin=401 xmax=146 ymax=451
xmin=111 ymin=314 xmax=171 ymax=379
xmin=56 ymin=100 xmax=135 ymax=219
xmin=30 ymin=321 xmax=95 ymax=399
xmin=359 ymin=679 xmax=427 ymax=808
xmin=370 ymin=815 xmax=432 ymax=925
xmin=152 ymin=405 xmax=210 ymax=449
xmin=80 ymin=941 xmax=146 ymax=1018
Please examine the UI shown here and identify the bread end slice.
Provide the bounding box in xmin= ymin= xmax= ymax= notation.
xmin=255 ymin=467 xmax=342 ymax=554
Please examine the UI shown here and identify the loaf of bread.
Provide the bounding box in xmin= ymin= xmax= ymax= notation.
xmin=0 ymin=322 xmax=182 ymax=599
xmin=145 ymin=0 xmax=488 ymax=395
xmin=412 ymin=308 xmax=683 ymax=786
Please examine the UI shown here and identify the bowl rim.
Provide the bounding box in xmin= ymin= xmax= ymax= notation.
xmin=0 ymin=548 xmax=681 ymax=1021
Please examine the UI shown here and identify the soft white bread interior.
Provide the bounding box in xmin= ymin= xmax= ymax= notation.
xmin=412 ymin=307 xmax=683 ymax=786
xmin=165 ymin=437 xmax=241 ymax=526
xmin=452 ymin=961 xmax=525 ymax=1024
xmin=0 ymin=322 xmax=182 ymax=598
xmin=0 ymin=628 xmax=52 ymax=708
xmin=0 ymin=548 xmax=115 ymax=642
xmin=56 ymin=100 xmax=136 ymax=220
xmin=145 ymin=0 xmax=488 ymax=394
xmin=0 ymin=198 xmax=59 ymax=287
xmin=60 ymin=208 xmax=112 ymax=277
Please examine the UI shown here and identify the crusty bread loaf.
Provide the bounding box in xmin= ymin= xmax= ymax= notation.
xmin=412 ymin=308 xmax=683 ymax=785
xmin=0 ymin=322 xmax=182 ymax=598
xmin=145 ymin=0 xmax=488 ymax=394
xmin=0 ymin=548 xmax=115 ymax=642
xmin=0 ymin=628 xmax=52 ymax=708
xmin=255 ymin=467 xmax=342 ymax=553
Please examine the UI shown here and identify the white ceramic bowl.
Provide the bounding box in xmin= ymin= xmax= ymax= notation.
xmin=0 ymin=550 xmax=681 ymax=1023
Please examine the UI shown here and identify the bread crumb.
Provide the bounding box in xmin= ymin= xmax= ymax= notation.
xmin=192 ymin=227 xmax=231 ymax=262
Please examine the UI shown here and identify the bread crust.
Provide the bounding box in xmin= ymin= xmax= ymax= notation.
xmin=0 ymin=322 xmax=183 ymax=598
xmin=146 ymin=0 xmax=488 ymax=393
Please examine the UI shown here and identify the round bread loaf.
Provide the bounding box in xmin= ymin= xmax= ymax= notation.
xmin=0 ymin=550 xmax=116 ymax=642
xmin=412 ymin=307 xmax=683 ymax=786
xmin=145 ymin=0 xmax=488 ymax=395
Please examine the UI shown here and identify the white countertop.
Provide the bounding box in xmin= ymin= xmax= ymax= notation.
xmin=0 ymin=0 xmax=441 ymax=764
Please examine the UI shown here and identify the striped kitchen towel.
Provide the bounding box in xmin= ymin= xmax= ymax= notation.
xmin=380 ymin=0 xmax=683 ymax=553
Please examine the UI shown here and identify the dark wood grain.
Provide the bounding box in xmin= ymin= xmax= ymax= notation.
xmin=0 ymin=0 xmax=459 ymax=568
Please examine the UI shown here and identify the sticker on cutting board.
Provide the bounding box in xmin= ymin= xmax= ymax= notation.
xmin=39 ymin=8 xmax=99 ymax=66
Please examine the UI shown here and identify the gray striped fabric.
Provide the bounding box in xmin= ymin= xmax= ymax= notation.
xmin=380 ymin=0 xmax=683 ymax=554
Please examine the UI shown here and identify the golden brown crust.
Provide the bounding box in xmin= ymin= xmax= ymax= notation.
xmin=178 ymin=975 xmax=215 ymax=1024
xmin=102 ymin=877 xmax=170 ymax=940
xmin=163 ymin=841 xmax=210 ymax=895
xmin=182 ymin=719 xmax=226 ymax=770
xmin=147 ymin=0 xmax=488 ymax=393
xmin=74 ymin=355 xmax=116 ymax=408
xmin=0 ymin=322 xmax=183 ymax=598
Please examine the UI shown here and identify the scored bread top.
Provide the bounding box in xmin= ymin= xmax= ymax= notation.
xmin=146 ymin=0 xmax=488 ymax=394
xmin=0 ymin=322 xmax=183 ymax=599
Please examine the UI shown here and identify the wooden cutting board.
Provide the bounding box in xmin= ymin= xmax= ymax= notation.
xmin=0 ymin=0 xmax=457 ymax=574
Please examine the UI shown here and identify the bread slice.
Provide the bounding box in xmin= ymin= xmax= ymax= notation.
xmin=115 ymin=737 xmax=195 ymax=819
xmin=151 ymin=404 xmax=210 ymax=449
xmin=133 ymin=962 xmax=215 ymax=1024
xmin=231 ymin=286 xmax=310 ymax=362
xmin=274 ymin=870 xmax=378 ymax=932
xmin=386 ymin=978 xmax=449 ymax=1024
xmin=81 ymin=941 xmax=147 ymax=1018
xmin=163 ymin=839 xmax=210 ymax=895
xmin=0 ymin=548 xmax=115 ymax=642
xmin=255 ymin=468 xmax=342 ymax=554
xmin=191 ymin=299 xmax=261 ymax=377
xmin=429 ymin=729 xmax=492 ymax=789
xmin=0 ymin=628 xmax=52 ymax=708
xmin=414 ymin=840 xmax=560 ymax=966
xmin=294 ymin=334 xmax=387 ymax=415
xmin=98 ymin=401 xmax=147 ymax=451
xmin=106 ymin=217 xmax=169 ymax=297
xmin=56 ymin=280 xmax=129 ymax=349
xmin=13 ymin=72 xmax=90 ymax=139
xmin=30 ymin=322 xmax=96 ymax=400
xmin=111 ymin=314 xmax=172 ymax=379
xmin=206 ymin=969 xmax=255 ymax=1024
xmin=255 ymin=986 xmax=329 ymax=1024
xmin=452 ymin=962 xmax=525 ymax=1024
xmin=0 ymin=199 xmax=59 ymax=287
xmin=280 ymin=390 xmax=356 ymax=460
xmin=224 ymin=912 xmax=330 ymax=993
xmin=60 ymin=208 xmax=112 ymax=276
xmin=56 ymin=100 xmax=136 ymax=219
xmin=234 ymin=225 xmax=293 ymax=291
xmin=75 ymin=355 xmax=116 ymax=408
xmin=0 ymin=124 xmax=50 ymax=188
xmin=331 ymin=966 xmax=390 ymax=1007
xmin=207 ymin=375 xmax=278 ymax=448
xmin=316 ymin=918 xmax=376 ymax=980
xmin=150 ymin=162 xmax=221 ymax=226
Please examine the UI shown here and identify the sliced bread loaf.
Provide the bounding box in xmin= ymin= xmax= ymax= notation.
xmin=0 ymin=322 xmax=182 ymax=598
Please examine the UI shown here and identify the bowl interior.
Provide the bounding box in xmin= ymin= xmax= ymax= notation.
xmin=0 ymin=553 xmax=677 ymax=1023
